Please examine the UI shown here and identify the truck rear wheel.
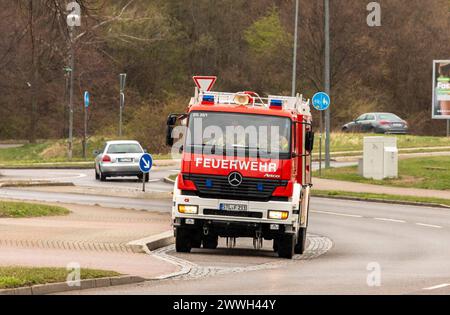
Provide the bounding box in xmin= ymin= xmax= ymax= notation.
xmin=295 ymin=228 xmax=307 ymax=255
xmin=203 ymin=235 xmax=218 ymax=249
xmin=278 ymin=234 xmax=295 ymax=259
xmin=175 ymin=228 xmax=192 ymax=253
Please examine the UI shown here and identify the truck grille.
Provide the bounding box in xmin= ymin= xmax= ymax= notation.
xmin=183 ymin=174 xmax=288 ymax=202
xmin=203 ymin=209 xmax=263 ymax=219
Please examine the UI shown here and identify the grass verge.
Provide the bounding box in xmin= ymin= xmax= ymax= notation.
xmin=0 ymin=201 xmax=70 ymax=218
xmin=314 ymin=156 xmax=450 ymax=190
xmin=0 ymin=267 xmax=120 ymax=289
xmin=313 ymin=190 xmax=450 ymax=207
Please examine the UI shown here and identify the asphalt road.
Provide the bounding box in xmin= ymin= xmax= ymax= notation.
xmin=59 ymin=198 xmax=450 ymax=295
xmin=2 ymin=163 xmax=450 ymax=294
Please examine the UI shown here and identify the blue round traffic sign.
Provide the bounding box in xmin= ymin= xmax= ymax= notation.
xmin=84 ymin=91 xmax=90 ymax=108
xmin=312 ymin=92 xmax=330 ymax=111
xmin=139 ymin=153 xmax=153 ymax=174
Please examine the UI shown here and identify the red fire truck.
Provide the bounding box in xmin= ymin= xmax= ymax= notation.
xmin=166 ymin=85 xmax=314 ymax=259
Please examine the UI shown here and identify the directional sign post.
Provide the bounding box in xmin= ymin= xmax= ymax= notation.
xmin=119 ymin=73 xmax=127 ymax=137
xmin=139 ymin=153 xmax=153 ymax=192
xmin=312 ymin=92 xmax=331 ymax=176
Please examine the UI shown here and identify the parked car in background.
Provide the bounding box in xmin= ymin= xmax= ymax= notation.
xmin=342 ymin=113 xmax=408 ymax=134
xmin=94 ymin=140 xmax=149 ymax=182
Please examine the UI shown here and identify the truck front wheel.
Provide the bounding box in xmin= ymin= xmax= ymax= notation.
xmin=295 ymin=228 xmax=307 ymax=255
xmin=175 ymin=228 xmax=192 ymax=253
xmin=203 ymin=235 xmax=218 ymax=249
xmin=278 ymin=234 xmax=296 ymax=259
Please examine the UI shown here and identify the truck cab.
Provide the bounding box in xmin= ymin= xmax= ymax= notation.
xmin=167 ymin=89 xmax=314 ymax=259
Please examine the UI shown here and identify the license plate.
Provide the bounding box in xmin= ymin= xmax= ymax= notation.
xmin=119 ymin=158 xmax=133 ymax=163
xmin=220 ymin=203 xmax=248 ymax=211
xmin=393 ymin=123 xmax=402 ymax=127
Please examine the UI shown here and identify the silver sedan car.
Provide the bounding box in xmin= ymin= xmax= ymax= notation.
xmin=94 ymin=140 xmax=149 ymax=182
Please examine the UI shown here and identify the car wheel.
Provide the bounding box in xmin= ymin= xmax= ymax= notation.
xmin=100 ymin=170 xmax=107 ymax=182
xmin=95 ymin=169 xmax=100 ymax=180
xmin=342 ymin=127 xmax=349 ymax=132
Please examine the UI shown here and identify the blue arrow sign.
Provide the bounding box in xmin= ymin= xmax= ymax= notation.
xmin=139 ymin=153 xmax=153 ymax=174
xmin=84 ymin=91 xmax=90 ymax=108
xmin=312 ymin=92 xmax=330 ymax=111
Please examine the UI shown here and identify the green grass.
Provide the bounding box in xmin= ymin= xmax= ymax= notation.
xmin=0 ymin=267 xmax=120 ymax=289
xmin=314 ymin=190 xmax=450 ymax=207
xmin=0 ymin=137 xmax=173 ymax=167
xmin=314 ymin=133 xmax=450 ymax=153
xmin=314 ymin=156 xmax=450 ymax=190
xmin=0 ymin=201 xmax=70 ymax=218
xmin=168 ymin=174 xmax=178 ymax=181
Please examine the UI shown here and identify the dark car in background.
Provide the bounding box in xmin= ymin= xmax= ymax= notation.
xmin=342 ymin=112 xmax=409 ymax=134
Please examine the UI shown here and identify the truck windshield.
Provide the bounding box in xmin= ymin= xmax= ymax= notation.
xmin=186 ymin=111 xmax=292 ymax=159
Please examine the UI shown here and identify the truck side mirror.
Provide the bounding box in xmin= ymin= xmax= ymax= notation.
xmin=305 ymin=131 xmax=315 ymax=152
xmin=166 ymin=125 xmax=174 ymax=147
xmin=166 ymin=114 xmax=178 ymax=147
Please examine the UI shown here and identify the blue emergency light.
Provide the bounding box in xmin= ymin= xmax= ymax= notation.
xmin=202 ymin=95 xmax=215 ymax=105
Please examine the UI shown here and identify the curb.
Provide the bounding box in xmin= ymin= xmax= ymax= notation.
xmin=0 ymin=275 xmax=146 ymax=295
xmin=313 ymin=194 xmax=450 ymax=209
xmin=163 ymin=177 xmax=176 ymax=185
xmin=127 ymin=231 xmax=175 ymax=254
xmin=0 ymin=181 xmax=75 ymax=188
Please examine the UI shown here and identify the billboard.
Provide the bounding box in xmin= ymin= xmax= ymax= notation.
xmin=432 ymin=60 xmax=450 ymax=119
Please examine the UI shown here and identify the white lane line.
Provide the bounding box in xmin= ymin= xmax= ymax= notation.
xmin=415 ymin=223 xmax=443 ymax=229
xmin=423 ymin=283 xmax=450 ymax=291
xmin=312 ymin=210 xmax=363 ymax=218
xmin=374 ymin=217 xmax=406 ymax=223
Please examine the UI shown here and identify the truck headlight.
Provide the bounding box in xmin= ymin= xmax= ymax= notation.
xmin=268 ymin=210 xmax=289 ymax=220
xmin=178 ymin=205 xmax=198 ymax=214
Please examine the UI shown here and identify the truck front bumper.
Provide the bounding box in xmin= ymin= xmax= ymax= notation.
xmin=172 ymin=194 xmax=300 ymax=236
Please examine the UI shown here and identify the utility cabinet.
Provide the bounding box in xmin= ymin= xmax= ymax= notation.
xmin=363 ymin=137 xmax=398 ymax=180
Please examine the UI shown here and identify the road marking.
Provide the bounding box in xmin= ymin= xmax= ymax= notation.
xmin=374 ymin=217 xmax=406 ymax=223
xmin=312 ymin=210 xmax=363 ymax=218
xmin=415 ymin=223 xmax=443 ymax=229
xmin=423 ymin=283 xmax=450 ymax=291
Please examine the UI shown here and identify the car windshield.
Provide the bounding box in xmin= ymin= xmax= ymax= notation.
xmin=377 ymin=113 xmax=402 ymax=121
xmin=186 ymin=111 xmax=292 ymax=158
xmin=107 ymin=143 xmax=143 ymax=154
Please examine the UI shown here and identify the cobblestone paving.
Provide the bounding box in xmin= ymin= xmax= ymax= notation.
xmin=151 ymin=234 xmax=333 ymax=281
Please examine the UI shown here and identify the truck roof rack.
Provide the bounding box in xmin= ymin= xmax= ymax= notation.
xmin=190 ymin=90 xmax=311 ymax=116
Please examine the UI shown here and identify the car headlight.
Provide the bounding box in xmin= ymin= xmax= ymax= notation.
xmin=178 ymin=205 xmax=198 ymax=214
xmin=268 ymin=210 xmax=289 ymax=220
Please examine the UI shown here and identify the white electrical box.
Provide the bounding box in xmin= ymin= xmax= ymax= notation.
xmin=363 ymin=137 xmax=398 ymax=180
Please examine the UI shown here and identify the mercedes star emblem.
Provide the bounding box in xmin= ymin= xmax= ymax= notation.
xmin=228 ymin=172 xmax=243 ymax=187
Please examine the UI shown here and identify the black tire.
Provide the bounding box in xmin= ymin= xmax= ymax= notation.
xmin=278 ymin=234 xmax=296 ymax=259
xmin=342 ymin=127 xmax=349 ymax=132
xmin=273 ymin=240 xmax=279 ymax=253
xmin=203 ymin=235 xmax=218 ymax=249
xmin=175 ymin=228 xmax=192 ymax=253
xmin=191 ymin=238 xmax=202 ymax=249
xmin=100 ymin=170 xmax=107 ymax=182
xmin=95 ymin=169 xmax=100 ymax=180
xmin=294 ymin=228 xmax=307 ymax=255
xmin=138 ymin=174 xmax=150 ymax=182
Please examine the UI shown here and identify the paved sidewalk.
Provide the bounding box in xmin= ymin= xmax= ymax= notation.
xmin=314 ymin=178 xmax=450 ymax=200
xmin=0 ymin=202 xmax=177 ymax=278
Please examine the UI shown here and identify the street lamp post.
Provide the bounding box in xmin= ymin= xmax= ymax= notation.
xmin=68 ymin=25 xmax=75 ymax=160
xmin=324 ymin=0 xmax=331 ymax=168
xmin=292 ymin=0 xmax=300 ymax=97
